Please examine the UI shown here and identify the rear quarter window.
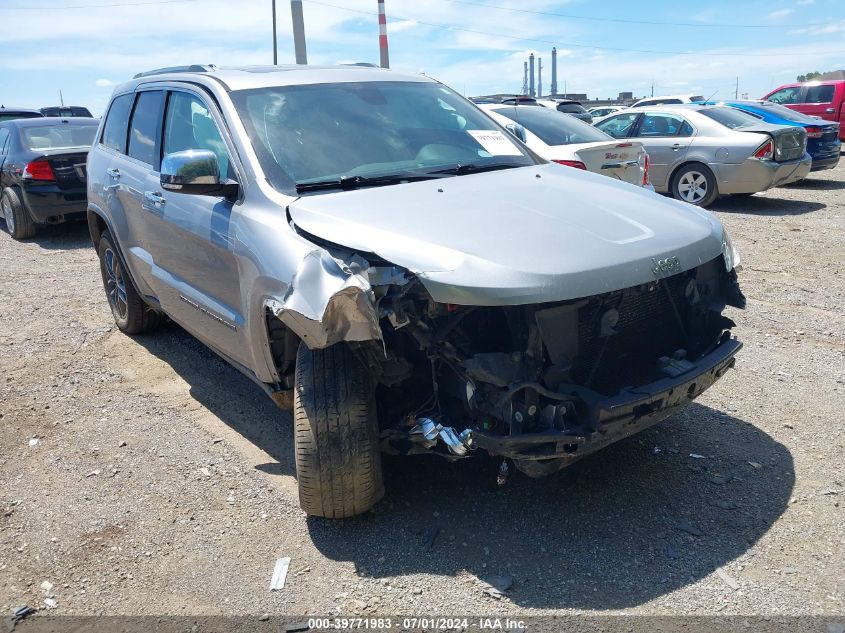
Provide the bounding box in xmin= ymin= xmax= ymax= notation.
xmin=101 ymin=93 xmax=135 ymax=153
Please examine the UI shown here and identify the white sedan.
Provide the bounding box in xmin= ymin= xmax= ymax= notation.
xmin=479 ymin=103 xmax=651 ymax=188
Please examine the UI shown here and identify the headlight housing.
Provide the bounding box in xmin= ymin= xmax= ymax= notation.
xmin=722 ymin=228 xmax=741 ymax=271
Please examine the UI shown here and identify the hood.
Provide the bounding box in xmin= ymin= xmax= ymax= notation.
xmin=288 ymin=163 xmax=727 ymax=305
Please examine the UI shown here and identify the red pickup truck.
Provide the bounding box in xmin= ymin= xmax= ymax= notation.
xmin=762 ymin=81 xmax=845 ymax=141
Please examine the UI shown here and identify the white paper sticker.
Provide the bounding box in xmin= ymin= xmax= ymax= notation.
xmin=466 ymin=130 xmax=522 ymax=156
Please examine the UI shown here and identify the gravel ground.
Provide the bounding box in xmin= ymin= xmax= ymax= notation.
xmin=1 ymin=163 xmax=843 ymax=621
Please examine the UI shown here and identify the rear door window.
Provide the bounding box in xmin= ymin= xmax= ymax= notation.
xmin=805 ymin=85 xmax=835 ymax=104
xmin=101 ymin=93 xmax=135 ymax=153
xmin=127 ymin=90 xmax=164 ymax=167
xmin=636 ymin=113 xmax=689 ymax=137
xmin=0 ymin=128 xmax=9 ymax=154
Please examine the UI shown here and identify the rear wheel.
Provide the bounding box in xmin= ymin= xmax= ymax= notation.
xmin=294 ymin=342 xmax=384 ymax=518
xmin=671 ymin=163 xmax=718 ymax=207
xmin=1 ymin=187 xmax=36 ymax=240
xmin=97 ymin=231 xmax=161 ymax=334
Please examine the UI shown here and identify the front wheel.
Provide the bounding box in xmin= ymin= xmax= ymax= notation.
xmin=97 ymin=231 xmax=162 ymax=334
xmin=294 ymin=342 xmax=384 ymax=518
xmin=671 ymin=163 xmax=718 ymax=207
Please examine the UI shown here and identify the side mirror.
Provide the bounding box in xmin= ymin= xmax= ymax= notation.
xmin=504 ymin=122 xmax=527 ymax=143
xmin=160 ymin=150 xmax=238 ymax=198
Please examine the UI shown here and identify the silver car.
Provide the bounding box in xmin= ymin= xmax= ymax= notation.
xmin=595 ymin=105 xmax=811 ymax=206
xmin=86 ymin=65 xmax=745 ymax=518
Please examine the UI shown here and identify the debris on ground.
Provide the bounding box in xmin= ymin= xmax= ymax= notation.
xmin=269 ymin=557 xmax=291 ymax=591
xmin=28 ymin=438 xmax=39 ymax=447
xmin=689 ymin=453 xmax=706 ymax=459
xmin=39 ymin=580 xmax=53 ymax=593
xmin=480 ymin=574 xmax=513 ymax=600
xmin=715 ymin=568 xmax=740 ymax=591
xmin=422 ymin=527 xmax=440 ymax=551
xmin=675 ymin=521 xmax=704 ymax=537
xmin=44 ymin=597 xmax=57 ymax=609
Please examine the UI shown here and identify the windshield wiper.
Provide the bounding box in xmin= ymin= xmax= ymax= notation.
xmin=428 ymin=162 xmax=524 ymax=176
xmin=295 ymin=172 xmax=445 ymax=193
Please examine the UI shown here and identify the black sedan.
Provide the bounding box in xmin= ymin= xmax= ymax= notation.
xmin=0 ymin=106 xmax=43 ymax=122
xmin=0 ymin=117 xmax=99 ymax=239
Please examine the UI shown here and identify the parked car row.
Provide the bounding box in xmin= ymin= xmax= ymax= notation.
xmin=0 ymin=104 xmax=94 ymax=122
xmin=474 ymin=83 xmax=842 ymax=207
xmin=3 ymin=65 xmax=747 ymax=519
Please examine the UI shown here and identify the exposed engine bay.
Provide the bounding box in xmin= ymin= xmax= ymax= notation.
xmin=301 ymin=251 xmax=748 ymax=477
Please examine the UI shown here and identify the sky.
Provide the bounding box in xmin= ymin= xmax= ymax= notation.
xmin=1 ymin=0 xmax=844 ymax=116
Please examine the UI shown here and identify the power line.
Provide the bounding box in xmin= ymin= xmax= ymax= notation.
xmin=0 ymin=0 xmax=199 ymax=9
xmin=302 ymin=0 xmax=845 ymax=58
xmin=444 ymin=0 xmax=823 ymax=29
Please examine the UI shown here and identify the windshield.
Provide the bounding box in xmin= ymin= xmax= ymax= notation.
xmin=20 ymin=124 xmax=98 ymax=150
xmin=231 ymin=81 xmax=536 ymax=194
xmin=699 ymin=107 xmax=760 ymax=130
xmin=493 ymin=106 xmax=610 ymax=145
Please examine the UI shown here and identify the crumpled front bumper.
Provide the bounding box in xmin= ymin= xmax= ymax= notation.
xmin=471 ymin=337 xmax=742 ymax=466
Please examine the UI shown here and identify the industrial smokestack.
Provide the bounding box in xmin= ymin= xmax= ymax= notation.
xmin=551 ymin=47 xmax=558 ymax=96
xmin=529 ymin=53 xmax=535 ymax=97
xmin=290 ymin=0 xmax=307 ymax=64
xmin=377 ymin=0 xmax=390 ymax=68
xmin=522 ymin=61 xmax=529 ymax=95
xmin=538 ymin=58 xmax=543 ymax=98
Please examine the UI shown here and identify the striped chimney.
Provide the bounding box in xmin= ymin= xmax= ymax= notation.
xmin=378 ymin=0 xmax=390 ymax=68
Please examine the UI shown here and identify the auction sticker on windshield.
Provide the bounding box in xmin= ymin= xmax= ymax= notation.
xmin=467 ymin=130 xmax=522 ymax=156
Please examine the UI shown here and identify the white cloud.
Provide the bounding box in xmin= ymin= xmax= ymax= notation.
xmin=95 ymin=79 xmax=115 ymax=87
xmin=768 ymin=9 xmax=794 ymax=19
xmin=388 ymin=20 xmax=418 ymax=33
xmin=796 ymin=0 xmax=814 ymax=5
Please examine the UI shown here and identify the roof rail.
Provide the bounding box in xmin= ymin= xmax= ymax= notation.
xmin=133 ymin=64 xmax=217 ymax=79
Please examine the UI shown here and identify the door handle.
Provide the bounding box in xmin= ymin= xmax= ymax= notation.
xmin=825 ymin=108 xmax=835 ymax=113
xmin=144 ymin=191 xmax=166 ymax=207
xmin=672 ymin=144 xmax=687 ymax=150
xmin=106 ymin=168 xmax=120 ymax=178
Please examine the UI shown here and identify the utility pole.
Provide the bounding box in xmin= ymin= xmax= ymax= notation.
xmin=272 ymin=0 xmax=278 ymax=64
xmin=735 ymin=76 xmax=739 ymax=99
xmin=550 ymin=47 xmax=558 ymax=96
xmin=377 ymin=0 xmax=390 ymax=68
xmin=59 ymin=90 xmax=64 ymax=107
xmin=651 ymin=80 xmax=654 ymax=97
xmin=291 ymin=0 xmax=307 ymax=65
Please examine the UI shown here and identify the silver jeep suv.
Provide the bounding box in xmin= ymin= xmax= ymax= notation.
xmin=87 ymin=65 xmax=745 ymax=518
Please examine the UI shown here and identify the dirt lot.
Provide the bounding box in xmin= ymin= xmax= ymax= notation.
xmin=1 ymin=163 xmax=843 ymax=621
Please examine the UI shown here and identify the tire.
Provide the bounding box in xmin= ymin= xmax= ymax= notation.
xmin=97 ymin=231 xmax=162 ymax=334
xmin=1 ymin=187 xmax=36 ymax=240
xmin=671 ymin=163 xmax=719 ymax=207
xmin=294 ymin=342 xmax=384 ymax=518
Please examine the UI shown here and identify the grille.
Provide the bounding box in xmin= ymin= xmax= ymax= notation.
xmin=570 ymin=271 xmax=691 ymax=395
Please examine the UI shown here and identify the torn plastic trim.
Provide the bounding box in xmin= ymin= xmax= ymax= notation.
xmin=410 ymin=417 xmax=474 ymax=456
xmin=266 ymin=248 xmax=410 ymax=350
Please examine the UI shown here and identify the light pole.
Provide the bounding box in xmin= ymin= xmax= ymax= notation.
xmin=272 ymin=0 xmax=277 ymax=64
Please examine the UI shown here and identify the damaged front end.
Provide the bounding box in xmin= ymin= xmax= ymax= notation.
xmin=270 ymin=240 xmax=745 ymax=478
